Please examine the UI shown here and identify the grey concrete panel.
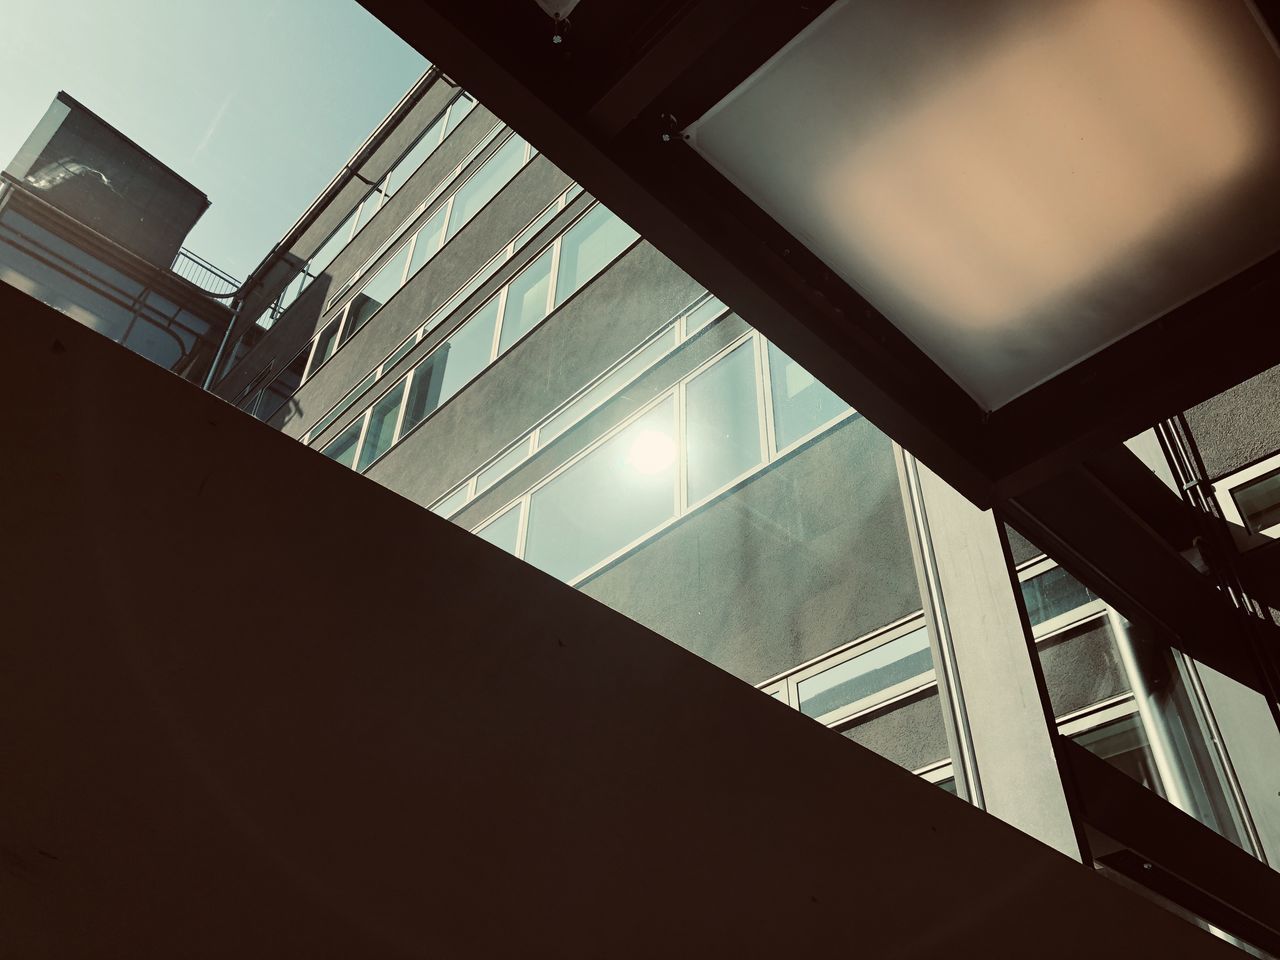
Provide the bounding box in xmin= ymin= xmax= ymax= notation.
xmin=2 ymin=283 xmax=1241 ymax=958
xmin=216 ymin=98 xmax=497 ymax=404
xmin=1195 ymin=662 xmax=1280 ymax=864
xmin=1186 ymin=362 xmax=1280 ymax=480
xmin=840 ymin=690 xmax=950 ymax=773
xmin=370 ymin=242 xmax=702 ymax=507
xmin=580 ymin=416 xmax=921 ymax=684
xmin=291 ymin=162 xmax=580 ymax=444
xmin=915 ymin=462 xmax=1084 ymax=859
xmin=295 ymin=158 xmax=571 ymax=432
xmin=1039 ymin=620 xmax=1130 ymax=718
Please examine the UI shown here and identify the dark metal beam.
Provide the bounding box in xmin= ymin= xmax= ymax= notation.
xmin=359 ymin=0 xmax=997 ymax=503
xmin=1066 ymin=738 xmax=1280 ymax=956
xmin=1004 ymin=454 xmax=1280 ymax=697
xmin=583 ymin=0 xmax=757 ymax=138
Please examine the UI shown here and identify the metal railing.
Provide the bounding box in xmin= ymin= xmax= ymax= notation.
xmin=170 ymin=247 xmax=239 ymax=298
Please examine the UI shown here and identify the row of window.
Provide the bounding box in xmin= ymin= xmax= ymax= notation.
xmin=463 ymin=328 xmax=854 ymax=586
xmin=299 ymin=182 xmax=583 ymax=442
xmin=237 ymin=126 xmax=546 ymax=423
xmin=263 ymin=89 xmax=477 ymax=330
xmin=218 ymin=90 xmax=480 ymax=387
xmin=757 ymin=562 xmax=1149 ymax=797
xmin=320 ymin=202 xmax=641 ymax=474
xmin=429 ymin=292 xmax=729 ymax=520
xmin=303 ymin=128 xmax=537 ymax=384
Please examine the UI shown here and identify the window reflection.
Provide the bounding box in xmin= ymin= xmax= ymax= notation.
xmin=357 ymin=379 xmax=407 ymax=471
xmin=796 ymin=626 xmax=933 ymax=719
xmin=476 ymin=504 xmax=522 ymax=553
xmin=322 ymin=418 xmax=363 ymax=469
xmin=555 ymin=204 xmax=639 ymax=307
xmin=525 ymin=398 xmax=678 ymax=581
xmin=401 ymin=298 xmax=500 ymax=435
xmin=767 ymin=342 xmax=850 ymax=451
xmin=497 ymin=248 xmax=552 ymax=353
xmin=1073 ymin=714 xmax=1167 ymax=799
xmin=1021 ymin=565 xmax=1098 ymax=627
xmin=444 ymin=135 xmax=526 ymax=243
xmin=685 ymin=341 xmax=763 ymax=504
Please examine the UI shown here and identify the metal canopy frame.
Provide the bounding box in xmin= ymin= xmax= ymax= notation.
xmin=358 ymin=0 xmax=1280 ymax=509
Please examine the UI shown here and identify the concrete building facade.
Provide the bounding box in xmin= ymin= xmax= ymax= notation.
xmin=210 ymin=67 xmax=1280 ymax=915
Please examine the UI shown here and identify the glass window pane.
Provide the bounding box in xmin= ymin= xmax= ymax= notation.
xmin=497 ymin=249 xmax=552 ymax=353
xmin=322 ymin=417 xmax=364 ymax=468
xmin=311 ymin=370 xmax=377 ymax=440
xmin=513 ymin=201 xmax=559 ymax=251
xmin=1073 ymin=715 xmax=1166 ymax=799
xmin=352 ymin=182 xmax=386 ymax=236
xmin=796 ymin=626 xmax=933 ymax=719
xmin=554 ymin=205 xmax=639 ymax=307
xmin=686 ymin=341 xmax=763 ymax=504
xmin=475 ymin=504 xmax=521 ymax=554
xmin=538 ymin=325 xmax=678 ymax=448
xmin=356 ymin=379 xmax=407 ymax=471
xmin=767 ymin=341 xmax=850 ymax=451
xmin=343 ymin=242 xmax=412 ymax=340
xmin=442 ymin=93 xmax=476 ymax=138
xmin=1232 ymin=466 xmax=1280 ymax=534
xmin=1020 ymin=566 xmax=1098 ymax=627
xmin=401 ymin=298 xmax=500 ymax=433
xmin=407 ymin=206 xmax=447 ymax=277
xmin=525 ymin=398 xmax=678 ymax=582
xmin=309 ymin=211 xmax=357 ymax=276
xmin=426 ymin=250 xmax=506 ymax=336
xmin=476 ymin=439 xmax=532 ymax=494
xmin=309 ymin=316 xmax=343 ymax=375
xmin=685 ymin=295 xmax=727 ymax=336
xmin=444 ymin=135 xmax=526 ymax=243
xmin=431 ymin=484 xmax=471 ymax=518
xmin=386 ymin=114 xmax=446 ymax=196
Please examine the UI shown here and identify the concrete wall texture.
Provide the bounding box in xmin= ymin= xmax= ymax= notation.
xmin=209 ymin=75 xmax=1136 ymax=781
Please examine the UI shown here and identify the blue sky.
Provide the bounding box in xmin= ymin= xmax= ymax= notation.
xmin=0 ymin=0 xmax=427 ymax=281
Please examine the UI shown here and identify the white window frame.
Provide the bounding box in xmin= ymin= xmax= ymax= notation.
xmin=1212 ymin=452 xmax=1280 ymax=550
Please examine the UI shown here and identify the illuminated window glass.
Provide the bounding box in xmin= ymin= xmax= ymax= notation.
xmin=476 ymin=504 xmax=521 ymax=554
xmin=525 ymin=398 xmax=678 ymax=582
xmin=442 ymin=93 xmax=476 ymax=138
xmin=554 ymin=205 xmax=639 ymax=307
xmin=796 ymin=627 xmax=932 ymax=719
xmin=1020 ymin=566 xmax=1097 ymax=627
xmin=685 ymin=341 xmax=762 ymax=504
xmin=387 ymin=114 xmax=446 ymax=196
xmin=497 ymin=248 xmax=552 ymax=353
xmin=322 ymin=418 xmax=363 ymax=469
xmin=344 ymin=242 xmax=412 ymax=340
xmin=309 ymin=211 xmax=357 ymax=277
xmin=767 ymin=342 xmax=849 ymax=451
xmin=407 ymin=206 xmax=448 ymax=277
xmin=401 ymin=298 xmax=500 ymax=433
xmin=444 ymin=135 xmax=526 ymax=242
xmin=356 ymin=379 xmax=407 ymax=471
xmin=431 ymin=484 xmax=470 ymax=518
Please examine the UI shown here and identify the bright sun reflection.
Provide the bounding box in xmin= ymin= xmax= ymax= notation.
xmin=626 ymin=429 xmax=676 ymax=474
